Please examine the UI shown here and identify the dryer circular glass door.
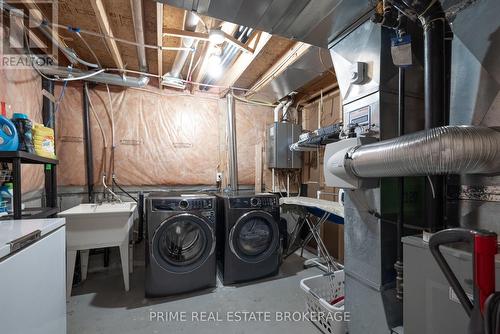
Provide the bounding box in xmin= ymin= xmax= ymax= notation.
xmin=152 ymin=213 xmax=215 ymax=273
xmin=229 ymin=211 xmax=279 ymax=263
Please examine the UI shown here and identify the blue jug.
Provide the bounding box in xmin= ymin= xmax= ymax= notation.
xmin=0 ymin=116 xmax=19 ymax=151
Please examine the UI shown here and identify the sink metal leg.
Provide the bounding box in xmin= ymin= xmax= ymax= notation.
xmin=119 ymin=240 xmax=129 ymax=291
xmin=80 ymin=250 xmax=89 ymax=281
xmin=66 ymin=250 xmax=77 ymax=299
xmin=103 ymin=248 xmax=110 ymax=267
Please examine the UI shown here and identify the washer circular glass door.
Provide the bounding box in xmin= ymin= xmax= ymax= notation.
xmin=229 ymin=211 xmax=279 ymax=263
xmin=152 ymin=213 xmax=215 ymax=273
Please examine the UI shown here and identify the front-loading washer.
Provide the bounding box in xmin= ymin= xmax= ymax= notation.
xmin=145 ymin=192 xmax=217 ymax=297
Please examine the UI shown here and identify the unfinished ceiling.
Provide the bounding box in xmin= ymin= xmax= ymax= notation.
xmin=4 ymin=0 xmax=337 ymax=102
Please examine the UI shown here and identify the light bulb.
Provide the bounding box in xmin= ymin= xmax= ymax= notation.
xmin=207 ymin=54 xmax=223 ymax=79
xmin=208 ymin=29 xmax=225 ymax=45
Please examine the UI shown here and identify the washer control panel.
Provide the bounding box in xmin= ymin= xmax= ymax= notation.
xmin=152 ymin=198 xmax=214 ymax=211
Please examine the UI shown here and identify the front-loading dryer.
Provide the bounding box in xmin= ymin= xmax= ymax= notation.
xmin=216 ymin=191 xmax=281 ymax=285
xmin=145 ymin=192 xmax=216 ymax=297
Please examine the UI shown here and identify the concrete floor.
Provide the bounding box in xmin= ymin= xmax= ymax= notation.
xmin=68 ymin=244 xmax=323 ymax=334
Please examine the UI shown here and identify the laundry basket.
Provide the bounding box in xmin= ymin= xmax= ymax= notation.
xmin=300 ymin=270 xmax=346 ymax=334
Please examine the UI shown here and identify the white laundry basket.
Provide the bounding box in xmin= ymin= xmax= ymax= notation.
xmin=300 ymin=270 xmax=346 ymax=334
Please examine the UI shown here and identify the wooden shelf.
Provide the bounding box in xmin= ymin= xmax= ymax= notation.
xmin=0 ymin=151 xmax=58 ymax=165
xmin=0 ymin=151 xmax=58 ymax=219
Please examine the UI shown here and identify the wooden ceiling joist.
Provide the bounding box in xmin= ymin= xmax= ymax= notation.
xmin=23 ymin=0 xmax=73 ymax=64
xmin=157 ymin=2 xmax=164 ymax=88
xmin=217 ymin=31 xmax=272 ymax=89
xmin=223 ymin=33 xmax=254 ymax=54
xmin=163 ymin=28 xmax=210 ymax=41
xmin=89 ymin=0 xmax=124 ymax=69
xmin=194 ymin=22 xmax=246 ymax=85
xmin=163 ymin=28 xmax=253 ymax=54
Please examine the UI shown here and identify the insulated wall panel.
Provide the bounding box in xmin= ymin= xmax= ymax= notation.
xmin=55 ymin=84 xmax=273 ymax=186
xmin=0 ymin=62 xmax=45 ymax=194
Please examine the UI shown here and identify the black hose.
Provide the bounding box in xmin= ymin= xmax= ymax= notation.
xmin=111 ymin=177 xmax=138 ymax=202
xmin=485 ymin=293 xmax=500 ymax=334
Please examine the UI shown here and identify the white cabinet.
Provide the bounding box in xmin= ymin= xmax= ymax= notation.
xmin=0 ymin=219 xmax=66 ymax=334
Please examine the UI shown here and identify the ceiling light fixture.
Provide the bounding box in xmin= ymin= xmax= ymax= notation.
xmin=208 ymin=29 xmax=225 ymax=45
xmin=207 ymin=54 xmax=223 ymax=79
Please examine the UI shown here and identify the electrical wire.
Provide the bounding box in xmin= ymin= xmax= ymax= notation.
xmin=6 ymin=4 xmax=263 ymax=96
xmin=318 ymin=48 xmax=336 ymax=77
xmin=46 ymin=21 xmax=193 ymax=52
xmin=104 ymin=84 xmax=117 ymax=186
xmin=49 ymin=78 xmax=69 ymax=126
xmin=20 ymin=27 xmax=104 ymax=84
xmin=76 ymin=32 xmax=102 ymax=68
xmin=186 ymin=47 xmax=196 ymax=83
xmin=3 ymin=2 xmax=100 ymax=69
xmin=427 ymin=175 xmax=436 ymax=199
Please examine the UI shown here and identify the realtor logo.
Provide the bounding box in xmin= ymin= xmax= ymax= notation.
xmin=1 ymin=0 xmax=58 ymax=69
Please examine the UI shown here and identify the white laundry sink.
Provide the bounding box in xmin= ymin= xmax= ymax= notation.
xmin=59 ymin=202 xmax=137 ymax=249
xmin=60 ymin=202 xmax=136 ymax=215
xmin=58 ymin=202 xmax=137 ymax=296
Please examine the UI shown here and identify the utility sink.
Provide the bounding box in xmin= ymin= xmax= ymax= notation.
xmin=58 ymin=202 xmax=137 ymax=296
xmin=59 ymin=202 xmax=136 ymax=215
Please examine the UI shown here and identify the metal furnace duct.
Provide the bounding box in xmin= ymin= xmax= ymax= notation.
xmin=130 ymin=0 xmax=148 ymax=72
xmin=345 ymin=126 xmax=500 ymax=178
xmin=168 ymin=12 xmax=199 ymax=79
xmin=226 ymin=93 xmax=238 ymax=190
xmin=157 ymin=0 xmax=374 ymax=48
xmin=37 ymin=66 xmax=150 ymax=88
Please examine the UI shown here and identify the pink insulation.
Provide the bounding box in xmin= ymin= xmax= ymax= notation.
xmin=0 ymin=65 xmax=45 ymax=193
xmin=55 ymin=84 xmax=273 ymax=186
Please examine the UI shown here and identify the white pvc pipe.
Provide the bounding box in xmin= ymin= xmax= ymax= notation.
xmin=273 ymin=103 xmax=283 ymax=122
xmin=271 ymin=168 xmax=275 ymax=192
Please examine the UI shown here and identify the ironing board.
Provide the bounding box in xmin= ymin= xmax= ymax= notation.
xmin=280 ymin=196 xmax=344 ymax=272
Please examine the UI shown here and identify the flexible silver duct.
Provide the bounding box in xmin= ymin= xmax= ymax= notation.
xmin=346 ymin=126 xmax=500 ymax=178
xmin=37 ymin=66 xmax=150 ymax=88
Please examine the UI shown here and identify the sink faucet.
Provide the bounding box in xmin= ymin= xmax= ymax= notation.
xmin=101 ymin=174 xmax=122 ymax=204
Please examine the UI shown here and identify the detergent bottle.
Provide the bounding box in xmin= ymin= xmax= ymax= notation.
xmin=0 ymin=182 xmax=13 ymax=213
xmin=12 ymin=113 xmax=35 ymax=153
xmin=0 ymin=115 xmax=19 ymax=151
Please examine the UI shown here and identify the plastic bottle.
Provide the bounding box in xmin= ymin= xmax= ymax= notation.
xmin=0 ymin=115 xmax=19 ymax=151
xmin=12 ymin=113 xmax=35 ymax=153
xmin=0 ymin=182 xmax=13 ymax=213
